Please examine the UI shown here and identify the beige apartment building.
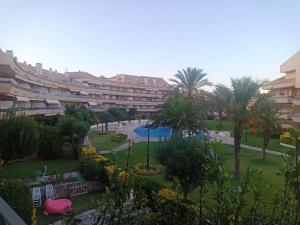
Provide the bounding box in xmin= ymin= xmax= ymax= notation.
xmin=0 ymin=50 xmax=170 ymax=118
xmin=263 ymin=51 xmax=300 ymax=128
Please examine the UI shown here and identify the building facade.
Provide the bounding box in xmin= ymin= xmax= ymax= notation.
xmin=0 ymin=50 xmax=170 ymax=118
xmin=263 ymin=51 xmax=300 ymax=128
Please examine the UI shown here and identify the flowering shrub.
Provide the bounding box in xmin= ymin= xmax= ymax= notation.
xmin=157 ymin=188 xmax=181 ymax=201
xmin=111 ymin=133 xmax=127 ymax=142
xmin=133 ymin=163 xmax=162 ymax=175
xmin=80 ymin=145 xmax=97 ymax=160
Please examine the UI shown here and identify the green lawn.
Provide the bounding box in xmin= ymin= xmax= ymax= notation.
xmin=240 ymin=132 xmax=286 ymax=153
xmin=207 ymin=120 xmax=234 ymax=131
xmin=207 ymin=120 xmax=285 ymax=152
xmin=106 ymin=142 xmax=284 ymax=203
xmin=1 ymin=159 xmax=79 ymax=180
xmin=89 ymin=131 xmax=127 ymax=150
xmin=36 ymin=192 xmax=104 ymax=225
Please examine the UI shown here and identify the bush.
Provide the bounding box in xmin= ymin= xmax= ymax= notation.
xmin=111 ymin=133 xmax=127 ymax=142
xmin=132 ymin=176 xmax=165 ymax=208
xmin=79 ymin=158 xmax=109 ymax=184
xmin=133 ymin=163 xmax=162 ymax=176
xmin=0 ymin=179 xmax=33 ymax=224
xmin=0 ymin=115 xmax=39 ymax=162
xmin=38 ymin=125 xmax=63 ymax=159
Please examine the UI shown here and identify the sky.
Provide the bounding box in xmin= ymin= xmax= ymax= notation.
xmin=1 ymin=0 xmax=300 ymax=87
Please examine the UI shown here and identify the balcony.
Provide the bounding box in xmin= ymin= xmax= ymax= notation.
xmin=0 ymin=197 xmax=27 ymax=225
xmin=0 ymin=107 xmax=64 ymax=117
xmin=292 ymin=113 xmax=300 ymax=123
xmin=272 ymin=95 xmax=293 ymax=104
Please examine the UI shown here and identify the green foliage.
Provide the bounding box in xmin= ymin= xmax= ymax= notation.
xmin=152 ymin=95 xmax=202 ymax=134
xmin=170 ymin=67 xmax=211 ymax=98
xmin=107 ymin=108 xmax=128 ymax=122
xmin=58 ymin=111 xmax=90 ymax=156
xmin=111 ymin=133 xmax=127 ymax=143
xmin=65 ymin=104 xmax=96 ymax=124
xmin=0 ymin=115 xmax=39 ymax=162
xmin=0 ymin=179 xmax=33 ymax=224
xmin=128 ymin=108 xmax=138 ymax=121
xmin=79 ymin=158 xmax=109 ymax=184
xmin=38 ymin=124 xmax=63 ymax=159
xmin=157 ymin=133 xmax=213 ymax=199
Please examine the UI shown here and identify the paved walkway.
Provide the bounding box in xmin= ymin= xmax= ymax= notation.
xmin=85 ymin=120 xmax=159 ymax=154
xmin=84 ymin=123 xmax=286 ymax=157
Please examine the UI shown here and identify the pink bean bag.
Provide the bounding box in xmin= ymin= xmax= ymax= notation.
xmin=43 ymin=198 xmax=72 ymax=216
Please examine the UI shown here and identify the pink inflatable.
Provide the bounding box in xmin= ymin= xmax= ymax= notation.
xmin=43 ymin=199 xmax=72 ymax=216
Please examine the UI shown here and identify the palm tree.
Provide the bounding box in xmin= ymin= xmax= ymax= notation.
xmin=228 ymin=77 xmax=262 ymax=178
xmin=152 ymin=95 xmax=202 ymax=135
xmin=211 ymin=84 xmax=232 ymax=121
xmin=170 ymin=67 xmax=212 ymax=98
xmin=253 ymin=94 xmax=282 ymax=160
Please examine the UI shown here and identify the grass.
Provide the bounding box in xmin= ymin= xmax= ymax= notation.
xmin=36 ymin=192 xmax=104 ymax=225
xmin=207 ymin=120 xmax=234 ymax=131
xmin=240 ymin=132 xmax=286 ymax=153
xmin=89 ymin=131 xmax=127 ymax=150
xmin=1 ymin=159 xmax=79 ymax=180
xmin=207 ymin=120 xmax=285 ymax=153
xmin=106 ymin=142 xmax=284 ymax=203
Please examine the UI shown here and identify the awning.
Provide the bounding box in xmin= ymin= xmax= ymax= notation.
xmin=16 ymin=96 xmax=30 ymax=102
xmin=80 ymin=90 xmax=89 ymax=96
xmin=88 ymin=102 xmax=98 ymax=106
xmin=44 ymin=99 xmax=61 ymax=106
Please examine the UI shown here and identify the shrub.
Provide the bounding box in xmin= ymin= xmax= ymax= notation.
xmin=0 ymin=115 xmax=39 ymax=162
xmin=132 ymin=176 xmax=165 ymax=208
xmin=38 ymin=125 xmax=63 ymax=159
xmin=133 ymin=163 xmax=162 ymax=176
xmin=79 ymin=158 xmax=109 ymax=184
xmin=0 ymin=179 xmax=33 ymax=224
xmin=111 ymin=133 xmax=127 ymax=142
xmin=157 ymin=188 xmax=182 ymax=201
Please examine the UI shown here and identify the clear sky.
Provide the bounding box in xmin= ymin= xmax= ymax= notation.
xmin=1 ymin=0 xmax=299 ymax=86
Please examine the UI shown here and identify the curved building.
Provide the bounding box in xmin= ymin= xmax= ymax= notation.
xmin=0 ymin=50 xmax=170 ymax=118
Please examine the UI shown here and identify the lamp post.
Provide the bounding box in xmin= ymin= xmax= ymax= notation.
xmin=147 ymin=121 xmax=150 ymax=170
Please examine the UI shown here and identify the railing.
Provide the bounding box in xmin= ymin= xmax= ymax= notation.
xmin=0 ymin=197 xmax=27 ymax=225
xmin=12 ymin=84 xmax=165 ymax=104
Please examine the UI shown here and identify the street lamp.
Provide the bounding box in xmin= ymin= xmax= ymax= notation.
xmin=146 ymin=121 xmax=150 ymax=170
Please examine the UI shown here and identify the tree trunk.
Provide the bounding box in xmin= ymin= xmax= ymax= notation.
xmin=262 ymin=130 xmax=270 ymax=160
xmin=234 ymin=122 xmax=243 ymax=179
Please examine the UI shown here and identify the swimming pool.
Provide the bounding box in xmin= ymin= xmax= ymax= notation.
xmin=133 ymin=126 xmax=171 ymax=138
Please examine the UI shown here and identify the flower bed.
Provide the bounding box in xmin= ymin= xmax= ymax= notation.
xmin=133 ymin=163 xmax=162 ymax=176
xmin=111 ymin=133 xmax=127 ymax=143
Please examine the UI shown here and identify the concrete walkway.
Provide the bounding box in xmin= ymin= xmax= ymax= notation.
xmin=84 ymin=123 xmax=286 ymax=157
xmin=85 ymin=120 xmax=159 ymax=154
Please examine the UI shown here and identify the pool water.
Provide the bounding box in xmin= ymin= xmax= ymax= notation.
xmin=134 ymin=126 xmax=171 ymax=138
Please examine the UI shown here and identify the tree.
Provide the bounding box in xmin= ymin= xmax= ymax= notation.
xmin=65 ymin=104 xmax=96 ymax=124
xmin=152 ymin=95 xmax=202 ymax=135
xmin=157 ymin=133 xmax=211 ymax=200
xmin=211 ymin=84 xmax=231 ymax=121
xmin=170 ymin=67 xmax=212 ymax=98
xmin=228 ymin=77 xmax=262 ymax=178
xmin=58 ymin=115 xmax=90 ymax=157
xmin=128 ymin=108 xmax=138 ymax=121
xmin=253 ymin=94 xmax=282 ymax=159
xmin=38 ymin=124 xmax=63 ymax=159
xmin=0 ymin=115 xmax=39 ymax=162
xmin=99 ymin=111 xmax=114 ymax=133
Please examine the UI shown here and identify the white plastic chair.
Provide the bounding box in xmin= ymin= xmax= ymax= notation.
xmin=46 ymin=184 xmax=54 ymax=199
xmin=32 ymin=187 xmax=42 ymax=207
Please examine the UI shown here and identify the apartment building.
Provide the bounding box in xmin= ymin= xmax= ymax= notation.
xmin=263 ymin=51 xmax=300 ymax=128
xmin=0 ymin=50 xmax=170 ymax=118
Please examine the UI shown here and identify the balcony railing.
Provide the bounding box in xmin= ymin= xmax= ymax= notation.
xmin=0 ymin=197 xmax=27 ymax=225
